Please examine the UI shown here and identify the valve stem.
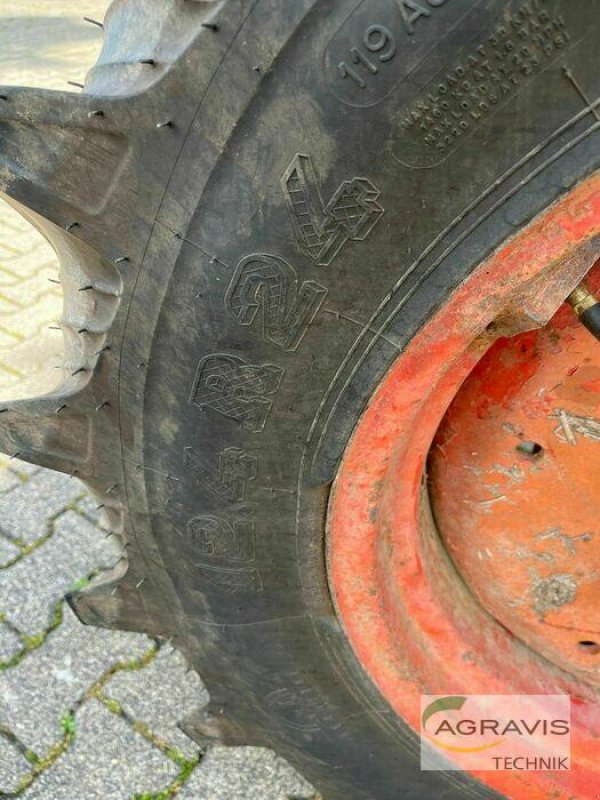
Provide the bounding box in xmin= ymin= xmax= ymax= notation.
xmin=567 ymin=283 xmax=600 ymax=342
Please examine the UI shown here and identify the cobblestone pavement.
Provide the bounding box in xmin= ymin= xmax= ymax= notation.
xmin=0 ymin=4 xmax=317 ymax=799
xmin=0 ymin=456 xmax=315 ymax=799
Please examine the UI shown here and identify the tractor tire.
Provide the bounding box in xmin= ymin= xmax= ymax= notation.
xmin=1 ymin=1 xmax=600 ymax=798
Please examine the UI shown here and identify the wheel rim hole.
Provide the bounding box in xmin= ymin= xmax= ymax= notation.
xmin=577 ymin=640 xmax=600 ymax=655
xmin=516 ymin=441 xmax=544 ymax=458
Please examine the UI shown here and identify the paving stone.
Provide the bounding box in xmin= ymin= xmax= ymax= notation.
xmin=2 ymin=456 xmax=41 ymax=480
xmin=0 ymin=253 xmax=55 ymax=288
xmin=0 ymin=271 xmax=60 ymax=305
xmin=0 ymin=328 xmax=21 ymax=348
xmin=0 ymin=470 xmax=86 ymax=545
xmin=0 ymin=292 xmax=64 ymax=341
xmin=0 ymin=367 xmax=21 ymax=393
xmin=0 ymin=621 xmax=22 ymax=662
xmin=0 ymin=535 xmax=20 ymax=568
xmin=74 ymin=494 xmax=104 ymax=526
xmin=0 ymin=510 xmax=119 ymax=635
xmin=0 ymin=334 xmax=65 ymax=402
xmin=178 ymin=747 xmax=315 ymax=800
xmin=106 ymin=644 xmax=207 ymax=759
xmin=0 ymin=466 xmax=20 ymax=494
xmin=21 ymin=699 xmax=179 ymax=800
xmin=0 ymin=606 xmax=151 ymax=754
xmin=0 ymin=735 xmax=32 ymax=794
xmin=0 ymin=294 xmax=20 ymax=316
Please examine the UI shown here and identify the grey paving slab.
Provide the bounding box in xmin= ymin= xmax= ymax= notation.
xmin=0 ymin=735 xmax=32 ymax=794
xmin=0 ymin=621 xmax=22 ymax=662
xmin=0 ymin=510 xmax=119 ymax=635
xmin=0 ymin=467 xmax=20 ymax=494
xmin=0 ymin=534 xmax=20 ymax=568
xmin=0 ymin=607 xmax=151 ymax=755
xmin=21 ymin=699 xmax=179 ymax=800
xmin=178 ymin=747 xmax=315 ymax=800
xmin=3 ymin=458 xmax=41 ymax=480
xmin=105 ymin=643 xmax=206 ymax=760
xmin=0 ymin=470 xmax=85 ymax=545
xmin=73 ymin=494 xmax=105 ymax=526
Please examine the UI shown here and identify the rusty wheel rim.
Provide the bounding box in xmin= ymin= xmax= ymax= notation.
xmin=328 ymin=172 xmax=600 ymax=799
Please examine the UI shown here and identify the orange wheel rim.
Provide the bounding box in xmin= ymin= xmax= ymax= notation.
xmin=328 ymin=172 xmax=600 ymax=799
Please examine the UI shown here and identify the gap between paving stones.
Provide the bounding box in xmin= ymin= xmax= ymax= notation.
xmin=0 ymin=456 xmax=204 ymax=797
xmin=1 ymin=634 xmax=200 ymax=799
xmin=0 ymin=457 xmax=316 ymax=799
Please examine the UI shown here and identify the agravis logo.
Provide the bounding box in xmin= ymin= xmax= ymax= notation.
xmin=420 ymin=695 xmax=570 ymax=771
xmin=422 ymin=696 xmax=504 ymax=754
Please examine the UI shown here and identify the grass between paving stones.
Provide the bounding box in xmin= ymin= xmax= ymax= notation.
xmin=0 ymin=717 xmax=76 ymax=798
xmin=0 ymin=462 xmax=28 ymax=485
xmin=0 ymin=469 xmax=317 ymax=799
xmin=0 ymin=479 xmax=107 ymax=670
xmin=0 ymin=489 xmax=90 ymax=570
xmin=0 ymin=573 xmax=94 ymax=672
xmin=0 ymin=726 xmax=39 ymax=767
xmin=0 ymin=600 xmax=64 ymax=671
xmin=1 ymin=629 xmax=203 ymax=798
xmin=0 ymin=469 xmax=202 ymax=797
xmin=95 ymin=693 xmax=200 ymax=800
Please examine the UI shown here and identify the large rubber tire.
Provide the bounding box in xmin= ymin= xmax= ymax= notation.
xmin=2 ymin=1 xmax=600 ymax=798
